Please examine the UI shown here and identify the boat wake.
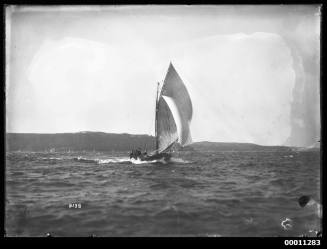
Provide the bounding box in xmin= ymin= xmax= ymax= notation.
xmin=73 ymin=156 xmax=168 ymax=165
xmin=71 ymin=156 xmax=131 ymax=164
xmin=97 ymin=158 xmax=131 ymax=164
xmin=130 ymin=157 xmax=191 ymax=165
xmin=130 ymin=158 xmax=168 ymax=165
xmin=33 ymin=155 xmax=192 ymax=165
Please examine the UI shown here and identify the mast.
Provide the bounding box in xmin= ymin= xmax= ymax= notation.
xmin=155 ymin=82 xmax=160 ymax=153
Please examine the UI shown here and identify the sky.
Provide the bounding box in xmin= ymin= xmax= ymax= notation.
xmin=5 ymin=5 xmax=321 ymax=147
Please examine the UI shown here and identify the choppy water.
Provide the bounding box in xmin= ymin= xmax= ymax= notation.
xmin=5 ymin=150 xmax=321 ymax=237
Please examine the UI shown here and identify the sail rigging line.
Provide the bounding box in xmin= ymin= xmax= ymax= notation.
xmin=162 ymin=96 xmax=183 ymax=144
xmin=157 ymin=97 xmax=178 ymax=153
xmin=155 ymin=82 xmax=160 ymax=152
xmin=162 ymin=138 xmax=178 ymax=153
xmin=165 ymin=98 xmax=173 ymax=150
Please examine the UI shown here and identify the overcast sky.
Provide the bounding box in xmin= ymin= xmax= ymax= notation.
xmin=6 ymin=5 xmax=321 ymax=146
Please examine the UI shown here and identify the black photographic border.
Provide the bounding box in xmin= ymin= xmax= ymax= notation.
xmin=0 ymin=0 xmax=325 ymax=247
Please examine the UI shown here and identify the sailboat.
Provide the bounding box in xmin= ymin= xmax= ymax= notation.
xmin=129 ymin=62 xmax=193 ymax=162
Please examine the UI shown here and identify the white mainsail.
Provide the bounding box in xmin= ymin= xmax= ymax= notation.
xmin=155 ymin=63 xmax=193 ymax=153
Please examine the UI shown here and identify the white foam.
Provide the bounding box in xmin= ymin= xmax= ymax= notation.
xmin=130 ymin=158 xmax=167 ymax=165
xmin=130 ymin=157 xmax=191 ymax=165
xmin=281 ymin=217 xmax=293 ymax=230
xmin=70 ymin=155 xmax=191 ymax=165
xmin=97 ymin=157 xmax=130 ymax=164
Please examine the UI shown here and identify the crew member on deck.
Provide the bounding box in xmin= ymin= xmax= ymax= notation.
xmin=136 ymin=148 xmax=142 ymax=157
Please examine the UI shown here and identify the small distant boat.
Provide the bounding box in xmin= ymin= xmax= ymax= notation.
xmin=130 ymin=62 xmax=193 ymax=162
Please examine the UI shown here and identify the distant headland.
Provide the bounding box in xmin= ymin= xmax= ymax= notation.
xmin=6 ymin=132 xmax=318 ymax=152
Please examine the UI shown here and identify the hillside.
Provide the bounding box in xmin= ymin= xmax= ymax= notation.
xmin=6 ymin=132 xmax=155 ymax=152
xmin=190 ymin=141 xmax=293 ymax=152
xmin=6 ymin=132 xmax=295 ymax=152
